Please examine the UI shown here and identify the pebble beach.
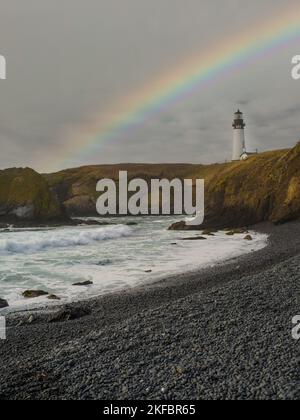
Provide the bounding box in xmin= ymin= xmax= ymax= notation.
xmin=0 ymin=221 xmax=299 ymax=400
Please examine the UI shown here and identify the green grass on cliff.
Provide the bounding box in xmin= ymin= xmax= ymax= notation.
xmin=2 ymin=144 xmax=300 ymax=226
xmin=0 ymin=168 xmax=63 ymax=220
xmin=44 ymin=145 xmax=300 ymax=227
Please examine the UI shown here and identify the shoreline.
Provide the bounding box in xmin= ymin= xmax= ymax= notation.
xmin=0 ymin=220 xmax=299 ymax=399
xmin=0 ymin=222 xmax=266 ymax=313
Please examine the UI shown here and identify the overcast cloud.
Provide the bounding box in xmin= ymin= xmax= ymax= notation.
xmin=0 ymin=0 xmax=299 ymax=172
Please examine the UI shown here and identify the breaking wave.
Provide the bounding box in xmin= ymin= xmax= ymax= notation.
xmin=0 ymin=225 xmax=132 ymax=255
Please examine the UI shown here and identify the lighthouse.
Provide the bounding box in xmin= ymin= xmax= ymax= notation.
xmin=232 ymin=110 xmax=246 ymax=161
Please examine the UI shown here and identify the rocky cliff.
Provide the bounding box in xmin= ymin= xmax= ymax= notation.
xmin=170 ymin=143 xmax=300 ymax=230
xmin=44 ymin=164 xmax=196 ymax=216
xmin=2 ymin=143 xmax=300 ymax=228
xmin=0 ymin=168 xmax=65 ymax=224
xmin=45 ymin=143 xmax=300 ymax=229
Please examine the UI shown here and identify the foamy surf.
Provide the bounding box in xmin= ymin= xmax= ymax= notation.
xmin=0 ymin=217 xmax=268 ymax=310
xmin=0 ymin=225 xmax=132 ymax=255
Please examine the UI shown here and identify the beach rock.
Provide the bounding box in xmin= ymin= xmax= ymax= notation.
xmin=73 ymin=219 xmax=111 ymax=226
xmin=0 ymin=223 xmax=9 ymax=229
xmin=230 ymin=227 xmax=249 ymax=234
xmin=182 ymin=236 xmax=207 ymax=241
xmin=18 ymin=314 xmax=36 ymax=326
xmin=72 ymin=281 xmax=93 ymax=286
xmin=168 ymin=221 xmax=199 ymax=231
xmin=96 ymin=259 xmax=112 ymax=266
xmin=0 ymin=298 xmax=8 ymax=308
xmin=48 ymin=306 xmax=91 ymax=323
xmin=202 ymin=229 xmax=218 ymax=235
xmin=225 ymin=228 xmax=248 ymax=235
xmin=244 ymin=234 xmax=253 ymax=241
xmin=202 ymin=229 xmax=215 ymax=236
xmin=22 ymin=290 xmax=49 ymax=299
xmin=175 ymin=366 xmax=186 ymax=375
xmin=47 ymin=294 xmax=61 ymax=300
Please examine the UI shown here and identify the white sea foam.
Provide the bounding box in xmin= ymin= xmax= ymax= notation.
xmin=0 ymin=217 xmax=268 ymax=310
xmin=0 ymin=225 xmax=132 ymax=255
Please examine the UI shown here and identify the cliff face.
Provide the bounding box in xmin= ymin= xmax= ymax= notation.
xmin=44 ymin=164 xmax=196 ymax=216
xmin=171 ymin=143 xmax=300 ymax=230
xmin=2 ymin=144 xmax=300 ymax=228
xmin=45 ymin=145 xmax=300 ymax=229
xmin=0 ymin=168 xmax=65 ymax=223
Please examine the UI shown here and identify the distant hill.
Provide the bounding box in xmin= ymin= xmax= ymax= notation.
xmin=1 ymin=143 xmax=300 ymax=228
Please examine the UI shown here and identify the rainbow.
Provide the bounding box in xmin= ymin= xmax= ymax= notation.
xmin=47 ymin=5 xmax=300 ymax=171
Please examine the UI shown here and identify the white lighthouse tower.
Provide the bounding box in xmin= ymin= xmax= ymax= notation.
xmin=232 ymin=110 xmax=246 ymax=161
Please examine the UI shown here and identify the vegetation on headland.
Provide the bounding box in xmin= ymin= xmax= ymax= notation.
xmin=0 ymin=167 xmax=65 ymax=224
xmin=2 ymin=143 xmax=300 ymax=228
xmin=203 ymin=143 xmax=300 ymax=228
xmin=170 ymin=143 xmax=300 ymax=229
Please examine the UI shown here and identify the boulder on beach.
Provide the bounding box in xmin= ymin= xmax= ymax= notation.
xmin=0 ymin=298 xmax=9 ymax=308
xmin=22 ymin=290 xmax=49 ymax=299
xmin=47 ymin=294 xmax=61 ymax=301
xmin=244 ymin=234 xmax=253 ymax=241
xmin=226 ymin=227 xmax=248 ymax=234
xmin=202 ymin=229 xmax=216 ymax=236
xmin=48 ymin=306 xmax=91 ymax=323
xmin=72 ymin=280 xmax=93 ymax=286
xmin=168 ymin=221 xmax=202 ymax=231
xmin=18 ymin=314 xmax=35 ymax=326
xmin=182 ymin=236 xmax=207 ymax=241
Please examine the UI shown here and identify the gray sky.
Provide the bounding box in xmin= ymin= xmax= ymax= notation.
xmin=0 ymin=0 xmax=299 ymax=172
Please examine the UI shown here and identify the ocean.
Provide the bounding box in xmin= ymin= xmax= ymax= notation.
xmin=0 ymin=216 xmax=268 ymax=310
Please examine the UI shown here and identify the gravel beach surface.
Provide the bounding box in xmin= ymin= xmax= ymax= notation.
xmin=0 ymin=221 xmax=299 ymax=400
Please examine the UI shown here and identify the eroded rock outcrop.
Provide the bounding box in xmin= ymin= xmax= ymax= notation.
xmin=2 ymin=143 xmax=300 ymax=230
xmin=0 ymin=167 xmax=66 ymax=224
xmin=0 ymin=298 xmax=9 ymax=308
xmin=22 ymin=290 xmax=49 ymax=298
xmin=170 ymin=143 xmax=300 ymax=230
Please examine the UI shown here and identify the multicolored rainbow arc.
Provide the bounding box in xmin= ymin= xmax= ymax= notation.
xmin=46 ymin=5 xmax=300 ymax=171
